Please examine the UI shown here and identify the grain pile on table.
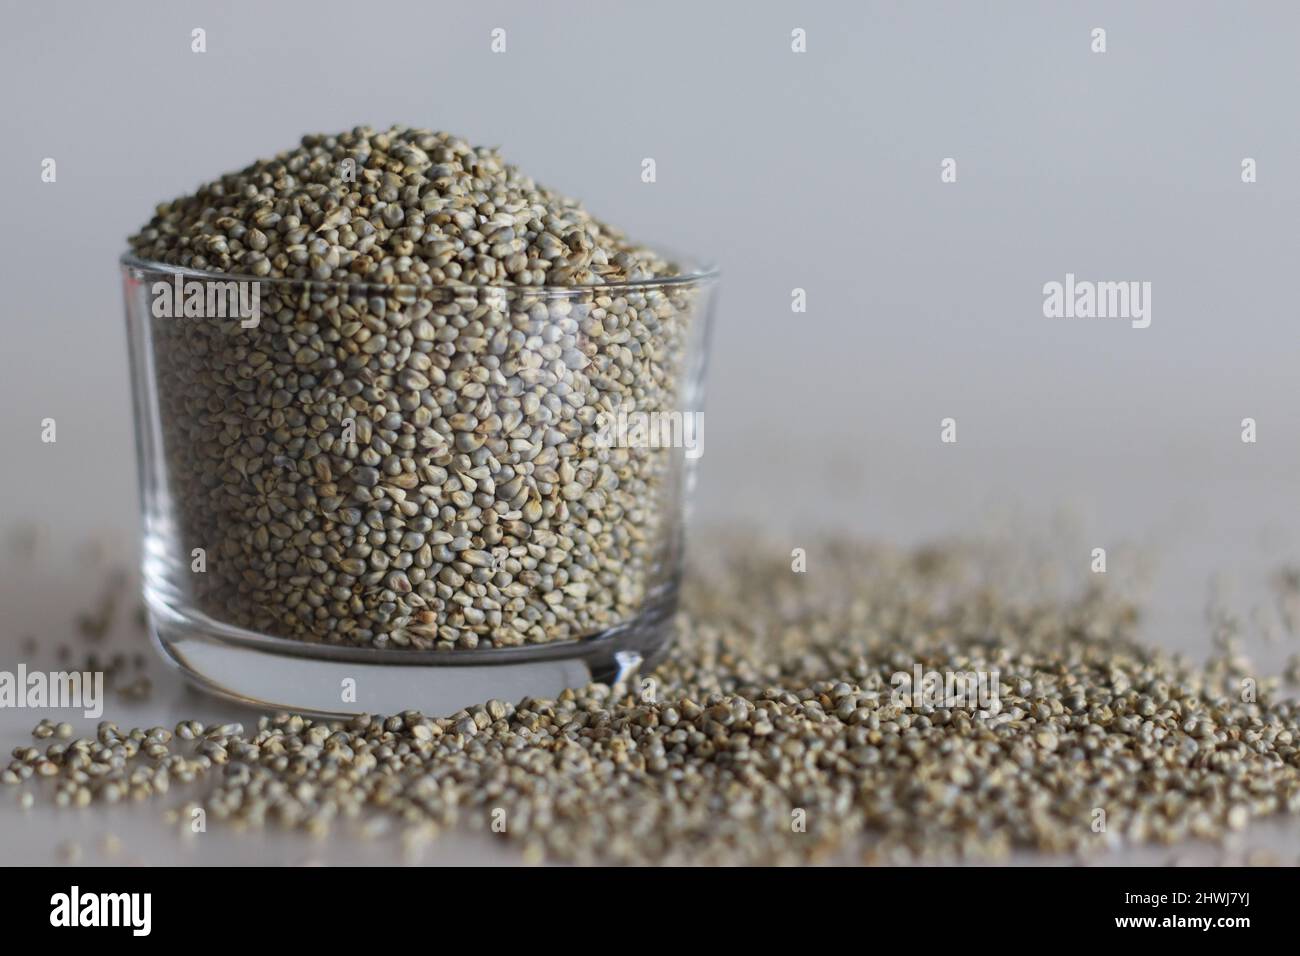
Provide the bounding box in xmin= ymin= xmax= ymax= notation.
xmin=7 ymin=536 xmax=1300 ymax=864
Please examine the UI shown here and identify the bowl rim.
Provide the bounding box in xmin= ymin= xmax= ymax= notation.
xmin=120 ymin=250 xmax=719 ymax=297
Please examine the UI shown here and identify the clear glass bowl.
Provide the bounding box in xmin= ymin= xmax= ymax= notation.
xmin=121 ymin=253 xmax=717 ymax=715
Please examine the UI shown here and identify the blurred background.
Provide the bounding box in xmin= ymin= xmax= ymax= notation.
xmin=2 ymin=0 xmax=1300 ymax=864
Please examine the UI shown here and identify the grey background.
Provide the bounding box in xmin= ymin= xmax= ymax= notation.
xmin=2 ymin=0 xmax=1300 ymax=864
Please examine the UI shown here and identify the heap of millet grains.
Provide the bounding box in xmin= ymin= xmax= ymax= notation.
xmin=8 ymin=537 xmax=1300 ymax=865
xmin=129 ymin=125 xmax=699 ymax=650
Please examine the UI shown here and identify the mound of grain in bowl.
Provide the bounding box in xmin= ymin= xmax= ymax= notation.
xmin=128 ymin=125 xmax=702 ymax=649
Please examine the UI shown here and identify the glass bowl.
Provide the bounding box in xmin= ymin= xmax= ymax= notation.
xmin=121 ymin=252 xmax=717 ymax=715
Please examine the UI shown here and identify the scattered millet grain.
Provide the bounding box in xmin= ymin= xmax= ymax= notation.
xmin=16 ymin=567 xmax=155 ymax=702
xmin=1271 ymin=566 xmax=1300 ymax=637
xmin=98 ymin=832 xmax=123 ymax=857
xmin=74 ymin=568 xmax=127 ymax=642
xmin=129 ymin=125 xmax=704 ymax=649
xmin=7 ymin=535 xmax=1300 ymax=864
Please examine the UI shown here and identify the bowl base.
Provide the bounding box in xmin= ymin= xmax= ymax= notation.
xmin=147 ymin=588 xmax=677 ymax=718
